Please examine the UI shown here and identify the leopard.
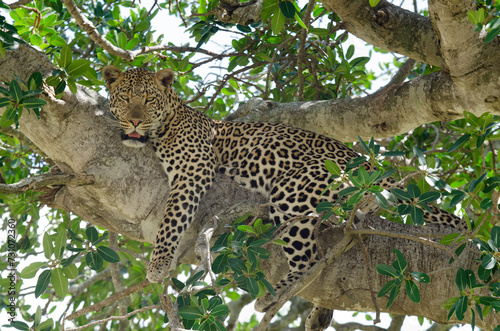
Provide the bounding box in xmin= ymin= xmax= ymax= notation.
xmin=102 ymin=65 xmax=463 ymax=312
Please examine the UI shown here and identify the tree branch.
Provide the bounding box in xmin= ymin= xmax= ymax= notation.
xmin=427 ymin=0 xmax=485 ymax=76
xmin=321 ymin=0 xmax=442 ymax=66
xmin=0 ymin=172 xmax=94 ymax=194
xmin=232 ymin=71 xmax=499 ymax=142
xmin=62 ymin=0 xmax=135 ymax=62
xmin=66 ymin=279 xmax=151 ymax=320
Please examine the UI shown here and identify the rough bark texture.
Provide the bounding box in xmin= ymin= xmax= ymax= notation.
xmin=218 ymin=0 xmax=500 ymax=142
xmin=1 ymin=0 xmax=499 ymax=328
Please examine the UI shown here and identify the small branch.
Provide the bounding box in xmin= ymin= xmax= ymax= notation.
xmin=7 ymin=0 xmax=33 ymax=9
xmin=62 ymin=0 xmax=135 ymax=61
xmin=383 ymin=58 xmax=417 ymax=87
xmin=109 ymin=233 xmax=129 ymax=331
xmin=66 ymin=279 xmax=151 ymax=320
xmin=63 ymin=305 xmax=162 ymax=331
xmin=0 ymin=172 xmax=95 ymax=194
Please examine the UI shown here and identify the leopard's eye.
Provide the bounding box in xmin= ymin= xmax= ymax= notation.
xmin=119 ymin=95 xmax=130 ymax=102
xmin=145 ymin=97 xmax=155 ymax=104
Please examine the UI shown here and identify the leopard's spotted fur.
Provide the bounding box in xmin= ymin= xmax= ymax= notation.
xmin=102 ymin=66 xmax=462 ymax=311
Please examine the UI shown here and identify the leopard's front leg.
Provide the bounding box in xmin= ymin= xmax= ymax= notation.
xmin=146 ymin=176 xmax=213 ymax=283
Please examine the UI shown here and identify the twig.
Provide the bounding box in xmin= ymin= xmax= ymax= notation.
xmin=66 ymin=279 xmax=151 ymax=320
xmin=0 ymin=172 xmax=95 ymax=194
xmin=63 ymin=305 xmax=162 ymax=331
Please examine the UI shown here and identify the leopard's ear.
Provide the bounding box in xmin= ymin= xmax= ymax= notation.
xmin=102 ymin=65 xmax=123 ymax=90
xmin=155 ymin=68 xmax=175 ymax=90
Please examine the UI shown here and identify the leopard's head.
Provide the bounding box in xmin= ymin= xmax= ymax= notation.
xmin=102 ymin=65 xmax=175 ymax=148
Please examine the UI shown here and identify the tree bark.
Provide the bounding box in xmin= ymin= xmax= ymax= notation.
xmin=0 ymin=43 xmax=496 ymax=329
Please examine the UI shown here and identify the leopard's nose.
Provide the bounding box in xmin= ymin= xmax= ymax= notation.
xmin=131 ymin=120 xmax=141 ymax=127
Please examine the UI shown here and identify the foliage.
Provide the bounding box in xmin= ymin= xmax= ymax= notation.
xmin=0 ymin=0 xmax=498 ymax=331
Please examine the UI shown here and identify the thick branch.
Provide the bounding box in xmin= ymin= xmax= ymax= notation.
xmin=232 ymin=71 xmax=499 ymax=141
xmin=427 ymin=0 xmax=485 ymax=76
xmin=321 ymin=0 xmax=441 ymax=66
xmin=0 ymin=172 xmax=94 ymax=194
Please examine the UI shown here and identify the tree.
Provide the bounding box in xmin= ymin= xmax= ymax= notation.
xmin=0 ymin=0 xmax=499 ymax=330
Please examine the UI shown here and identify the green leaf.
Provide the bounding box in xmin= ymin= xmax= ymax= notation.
xmin=410 ymin=271 xmax=430 ymax=283
xmin=0 ymin=97 xmax=11 ymax=107
xmin=37 ymin=319 xmax=53 ymax=330
xmin=246 ymin=277 xmax=259 ymax=298
xmin=9 ymin=80 xmax=22 ymax=102
xmin=35 ymin=269 xmax=52 ymax=298
xmin=279 ymin=1 xmax=295 ymax=19
xmin=391 ymin=188 xmax=410 ymax=201
xmin=455 ymin=268 xmax=467 ymax=291
xmin=413 ymin=145 xmax=426 ymax=166
xmin=178 ymin=306 xmax=203 ymax=320
xmin=376 ymin=264 xmax=399 ymax=278
xmin=59 ymin=44 xmax=72 ymax=68
xmin=405 ymin=280 xmax=420 ymax=303
xmin=211 ymin=304 xmax=229 ymax=317
xmin=377 ymin=279 xmax=397 ymax=297
xmin=97 ymin=246 xmax=120 ymax=263
xmin=386 ymin=283 xmax=401 ymax=308
xmin=212 ymin=254 xmax=228 ymax=273
xmin=481 ymin=254 xmax=496 ymax=270
xmin=392 ymin=249 xmax=407 ymax=273
xmin=20 ymin=262 xmax=45 ymax=279
xmin=325 ymin=159 xmax=341 ymax=176
xmin=448 ymin=134 xmax=470 ymax=152
xmin=43 ymin=232 xmax=53 ymax=259
xmin=237 ymin=225 xmax=256 ymax=234
xmin=67 ymin=59 xmax=90 ymax=78
xmin=439 ymin=233 xmax=462 ymax=245
xmin=54 ymin=230 xmax=66 ymax=259
xmin=86 ymin=251 xmax=103 ymax=270
xmin=186 ymin=270 xmax=205 ymax=286
xmin=369 ymin=0 xmax=381 ymax=6
xmin=63 ymin=264 xmax=79 ymax=279
xmin=271 ymin=7 xmax=286 ymax=34
xmin=86 ymin=227 xmax=98 ymax=243
xmin=455 ymin=296 xmax=468 ymax=320
xmin=410 ymin=206 xmax=424 ymax=225
xmin=491 ymin=226 xmax=500 ymax=248
xmin=9 ymin=321 xmax=30 ymax=330
xmin=52 ymin=268 xmax=68 ymax=297
xmin=419 ymin=191 xmax=440 ymax=203
xmin=262 ymin=0 xmax=278 ymax=20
